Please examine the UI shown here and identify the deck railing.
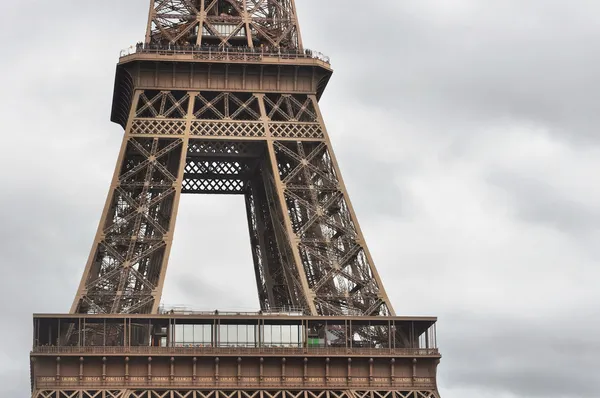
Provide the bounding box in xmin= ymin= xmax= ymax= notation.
xmin=119 ymin=43 xmax=331 ymax=64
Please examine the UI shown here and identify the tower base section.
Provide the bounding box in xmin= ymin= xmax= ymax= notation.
xmin=31 ymin=313 xmax=441 ymax=398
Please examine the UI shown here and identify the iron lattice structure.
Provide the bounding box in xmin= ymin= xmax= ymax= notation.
xmin=72 ymin=88 xmax=394 ymax=316
xmin=70 ymin=0 xmax=394 ymax=318
xmin=29 ymin=1 xmax=442 ymax=398
xmin=146 ymin=0 xmax=302 ymax=49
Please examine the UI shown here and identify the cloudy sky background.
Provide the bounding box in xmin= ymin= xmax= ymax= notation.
xmin=1 ymin=0 xmax=599 ymax=397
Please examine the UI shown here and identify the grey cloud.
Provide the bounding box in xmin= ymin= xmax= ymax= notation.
xmin=487 ymin=170 xmax=600 ymax=234
xmin=302 ymin=0 xmax=600 ymax=145
xmin=440 ymin=311 xmax=600 ymax=397
xmin=336 ymin=150 xmax=415 ymax=220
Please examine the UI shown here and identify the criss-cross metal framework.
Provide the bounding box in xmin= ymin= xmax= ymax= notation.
xmin=71 ymin=0 xmax=394 ymax=317
xmin=33 ymin=390 xmax=440 ymax=398
xmin=72 ymin=88 xmax=394 ymax=317
xmin=146 ymin=0 xmax=302 ymax=49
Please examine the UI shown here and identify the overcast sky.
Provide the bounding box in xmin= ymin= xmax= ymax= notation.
xmin=1 ymin=1 xmax=599 ymax=397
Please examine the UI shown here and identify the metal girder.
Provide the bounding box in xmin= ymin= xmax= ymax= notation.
xmin=146 ymin=0 xmax=303 ymax=49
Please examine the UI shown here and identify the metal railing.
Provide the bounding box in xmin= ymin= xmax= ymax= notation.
xmin=32 ymin=345 xmax=439 ymax=356
xmin=119 ymin=43 xmax=331 ymax=64
xmin=36 ymin=375 xmax=436 ymax=388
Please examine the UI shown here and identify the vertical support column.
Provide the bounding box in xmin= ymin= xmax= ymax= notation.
xmin=79 ymin=357 xmax=84 ymax=381
xmin=196 ymin=0 xmax=206 ymax=45
xmin=145 ymin=0 xmax=155 ymax=44
xmin=55 ymin=357 xmax=60 ymax=381
xmin=215 ymin=357 xmax=220 ymax=381
xmin=151 ymin=91 xmax=195 ymax=313
xmin=170 ymin=357 xmax=175 ymax=381
xmin=281 ymin=358 xmax=286 ymax=381
xmin=242 ymin=0 xmax=253 ymax=47
xmin=303 ymin=358 xmax=308 ymax=382
xmin=412 ymin=358 xmax=417 ymax=379
xmin=347 ymin=358 xmax=352 ymax=383
xmin=289 ymin=0 xmax=304 ymax=50
xmin=193 ymin=357 xmax=197 ymax=381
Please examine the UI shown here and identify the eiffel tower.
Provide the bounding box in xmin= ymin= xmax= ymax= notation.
xmin=30 ymin=1 xmax=442 ymax=397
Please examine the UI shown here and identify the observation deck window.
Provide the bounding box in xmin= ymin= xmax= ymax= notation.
xmin=32 ymin=315 xmax=438 ymax=352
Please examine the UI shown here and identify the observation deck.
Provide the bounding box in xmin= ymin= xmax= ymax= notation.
xmin=110 ymin=44 xmax=333 ymax=128
xmin=119 ymin=44 xmax=331 ymax=69
xmin=31 ymin=313 xmax=440 ymax=391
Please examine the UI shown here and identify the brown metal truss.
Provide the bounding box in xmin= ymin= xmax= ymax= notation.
xmin=146 ymin=0 xmax=303 ymax=49
xmin=33 ymin=390 xmax=440 ymax=398
xmin=71 ymin=90 xmax=394 ymax=317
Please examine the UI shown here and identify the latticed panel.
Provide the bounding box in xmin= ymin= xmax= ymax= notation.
xmin=186 ymin=159 xmax=245 ymax=176
xmin=136 ymin=91 xmax=189 ymax=119
xmin=182 ymin=177 xmax=245 ymax=193
xmin=131 ymin=119 xmax=187 ymax=136
xmin=39 ymin=391 xmax=440 ymax=398
xmin=269 ymin=122 xmax=324 ymax=139
xmin=188 ymin=139 xmax=263 ymax=157
xmin=191 ymin=121 xmax=266 ymax=138
xmin=194 ymin=92 xmax=262 ymax=121
xmin=183 ymin=142 xmax=262 ymax=195
xmin=264 ymin=94 xmax=318 ymax=122
xmin=34 ymin=392 xmax=126 ymax=398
